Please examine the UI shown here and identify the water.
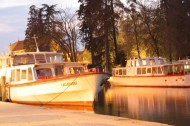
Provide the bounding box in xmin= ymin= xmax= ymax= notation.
xmin=94 ymin=86 xmax=190 ymax=126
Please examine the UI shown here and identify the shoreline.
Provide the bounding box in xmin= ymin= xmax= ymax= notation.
xmin=0 ymin=102 xmax=171 ymax=126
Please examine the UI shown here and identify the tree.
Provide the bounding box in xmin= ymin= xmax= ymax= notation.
xmin=25 ymin=5 xmax=81 ymax=62
xmin=78 ymin=0 xmax=105 ymax=64
xmin=139 ymin=1 xmax=165 ymax=57
xmin=25 ymin=4 xmax=59 ymax=51
xmin=78 ymin=0 xmax=124 ymax=72
xmin=161 ymin=0 xmax=190 ymax=60
xmin=121 ymin=0 xmax=166 ymax=58
xmin=52 ymin=9 xmax=80 ymax=61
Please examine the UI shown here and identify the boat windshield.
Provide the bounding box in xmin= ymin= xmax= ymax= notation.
xmin=36 ymin=68 xmax=53 ymax=79
xmin=12 ymin=54 xmax=35 ymax=66
xmin=35 ymin=65 xmax=85 ymax=80
xmin=46 ymin=54 xmax=63 ymax=63
xmin=12 ymin=53 xmax=64 ymax=66
xmin=68 ymin=67 xmax=84 ymax=74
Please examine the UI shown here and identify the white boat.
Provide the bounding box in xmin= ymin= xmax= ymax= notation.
xmin=109 ymin=57 xmax=190 ymax=87
xmin=0 ymin=51 xmax=108 ymax=106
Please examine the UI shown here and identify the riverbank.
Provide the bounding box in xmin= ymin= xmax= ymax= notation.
xmin=0 ymin=102 xmax=171 ymax=126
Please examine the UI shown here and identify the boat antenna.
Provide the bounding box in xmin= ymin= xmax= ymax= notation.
xmin=32 ymin=34 xmax=39 ymax=52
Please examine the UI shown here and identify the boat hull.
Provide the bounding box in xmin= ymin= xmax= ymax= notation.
xmin=8 ymin=73 xmax=108 ymax=106
xmin=109 ymin=74 xmax=190 ymax=87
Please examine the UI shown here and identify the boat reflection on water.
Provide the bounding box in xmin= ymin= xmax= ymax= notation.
xmin=94 ymin=87 xmax=190 ymax=126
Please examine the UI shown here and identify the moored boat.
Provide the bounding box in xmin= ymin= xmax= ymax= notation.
xmin=0 ymin=51 xmax=108 ymax=106
xmin=109 ymin=57 xmax=190 ymax=87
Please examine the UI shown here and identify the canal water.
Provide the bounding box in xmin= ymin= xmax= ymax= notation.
xmin=94 ymin=86 xmax=190 ymax=126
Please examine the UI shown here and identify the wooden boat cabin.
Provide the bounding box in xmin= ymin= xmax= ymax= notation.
xmin=113 ymin=57 xmax=186 ymax=77
xmin=0 ymin=52 xmax=88 ymax=84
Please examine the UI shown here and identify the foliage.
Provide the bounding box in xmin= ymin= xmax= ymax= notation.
xmin=161 ymin=0 xmax=190 ymax=60
xmin=78 ymin=0 xmax=124 ymax=72
xmin=25 ymin=5 xmax=80 ymax=62
xmin=52 ymin=9 xmax=80 ymax=61
xmin=77 ymin=49 xmax=92 ymax=63
xmin=24 ymin=0 xmax=190 ymax=67
xmin=25 ymin=4 xmax=59 ymax=52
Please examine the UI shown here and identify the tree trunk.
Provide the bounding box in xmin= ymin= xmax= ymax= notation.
xmin=105 ymin=0 xmax=111 ymax=73
xmin=131 ymin=13 xmax=141 ymax=58
xmin=111 ymin=0 xmax=118 ymax=64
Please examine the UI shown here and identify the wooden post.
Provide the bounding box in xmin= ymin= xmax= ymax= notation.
xmin=1 ymin=76 xmax=6 ymax=102
xmin=0 ymin=81 xmax=1 ymax=101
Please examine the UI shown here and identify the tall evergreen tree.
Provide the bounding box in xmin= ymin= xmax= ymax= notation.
xmin=78 ymin=0 xmax=123 ymax=72
xmin=25 ymin=4 xmax=59 ymax=51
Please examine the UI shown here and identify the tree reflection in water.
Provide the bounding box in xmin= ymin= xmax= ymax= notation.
xmin=94 ymin=87 xmax=190 ymax=126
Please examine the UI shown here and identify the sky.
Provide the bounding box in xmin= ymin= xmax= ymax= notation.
xmin=0 ymin=0 xmax=79 ymax=55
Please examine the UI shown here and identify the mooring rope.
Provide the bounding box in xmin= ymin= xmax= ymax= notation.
xmin=40 ymin=75 xmax=80 ymax=106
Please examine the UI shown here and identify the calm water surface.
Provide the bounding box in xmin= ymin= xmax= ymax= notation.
xmin=94 ymin=86 xmax=190 ymax=126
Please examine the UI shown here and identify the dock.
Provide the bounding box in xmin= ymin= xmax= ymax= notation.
xmin=0 ymin=102 xmax=171 ymax=126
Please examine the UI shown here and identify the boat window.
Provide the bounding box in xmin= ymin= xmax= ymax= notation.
xmin=142 ymin=68 xmax=146 ymax=74
xmin=158 ymin=59 xmax=164 ymax=64
xmin=69 ymin=67 xmax=84 ymax=74
xmin=123 ymin=69 xmax=127 ymax=75
xmin=21 ymin=70 xmax=27 ymax=80
xmin=136 ymin=61 xmax=139 ymax=66
xmin=55 ymin=65 xmax=64 ymax=76
xmin=13 ymin=56 xmax=20 ymax=65
xmin=131 ymin=61 xmax=134 ymax=67
xmin=75 ymin=67 xmax=84 ymax=74
xmin=16 ymin=69 xmax=20 ymax=81
xmin=184 ymin=64 xmax=190 ymax=72
xmin=119 ymin=69 xmax=122 ymax=75
xmin=13 ymin=55 xmax=35 ymax=66
xmin=137 ymin=68 xmax=141 ymax=74
xmin=115 ymin=70 xmax=118 ymax=75
xmin=126 ymin=61 xmax=131 ymax=67
xmin=184 ymin=64 xmax=189 ymax=69
xmin=36 ymin=68 xmax=52 ymax=78
xmin=11 ymin=68 xmax=33 ymax=82
xmin=147 ymin=68 xmax=151 ymax=74
xmin=28 ymin=68 xmax=33 ymax=80
xmin=46 ymin=54 xmax=63 ymax=63
xmin=168 ymin=66 xmax=173 ymax=74
xmin=172 ymin=65 xmax=177 ymax=73
xmin=150 ymin=59 xmax=156 ymax=65
xmin=11 ymin=70 xmax=15 ymax=81
xmin=152 ymin=67 xmax=158 ymax=74
xmin=130 ymin=60 xmax=136 ymax=67
xmin=163 ymin=66 xmax=169 ymax=75
xmin=158 ymin=67 xmax=162 ymax=74
xmin=11 ymin=69 xmax=23 ymax=81
xmin=142 ymin=60 xmax=146 ymax=66
xmin=174 ymin=65 xmax=184 ymax=74
xmin=35 ymin=54 xmax=46 ymax=63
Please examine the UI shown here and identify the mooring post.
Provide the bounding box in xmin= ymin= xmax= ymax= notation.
xmin=1 ymin=76 xmax=6 ymax=102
